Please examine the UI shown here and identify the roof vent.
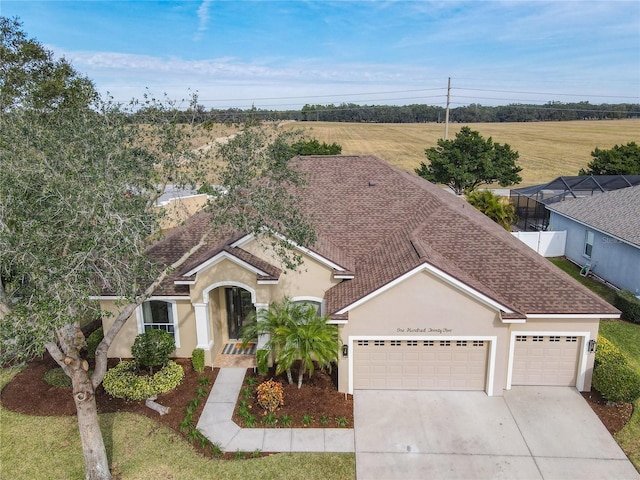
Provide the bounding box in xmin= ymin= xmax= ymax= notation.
xmin=369 ymin=180 xmax=377 ymax=186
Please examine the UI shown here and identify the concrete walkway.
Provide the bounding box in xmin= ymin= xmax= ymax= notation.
xmin=196 ymin=367 xmax=354 ymax=453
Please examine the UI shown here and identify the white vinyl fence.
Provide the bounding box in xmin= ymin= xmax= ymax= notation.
xmin=512 ymin=231 xmax=566 ymax=257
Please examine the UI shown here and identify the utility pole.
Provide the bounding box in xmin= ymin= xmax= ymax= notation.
xmin=444 ymin=77 xmax=451 ymax=140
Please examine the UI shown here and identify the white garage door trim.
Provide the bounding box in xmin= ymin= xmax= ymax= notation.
xmin=506 ymin=331 xmax=591 ymax=391
xmin=347 ymin=335 xmax=497 ymax=396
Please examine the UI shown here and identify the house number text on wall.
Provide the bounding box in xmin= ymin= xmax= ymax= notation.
xmin=396 ymin=327 xmax=452 ymax=334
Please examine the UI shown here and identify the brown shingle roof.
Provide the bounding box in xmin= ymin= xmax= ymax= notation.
xmin=293 ymin=155 xmax=618 ymax=317
xmin=143 ymin=154 xmax=618 ymax=318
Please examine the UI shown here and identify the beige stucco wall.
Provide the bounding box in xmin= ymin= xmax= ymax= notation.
xmin=187 ymin=244 xmax=338 ymax=360
xmin=99 ymin=299 xmax=195 ymax=359
xmin=334 ymin=269 xmax=600 ymax=395
xmin=240 ymin=238 xmax=339 ymax=302
xmin=337 ymin=270 xmax=507 ymax=394
xmin=100 ymin=241 xmax=339 ymax=364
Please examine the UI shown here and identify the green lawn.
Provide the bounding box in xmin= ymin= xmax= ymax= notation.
xmin=547 ymin=257 xmax=616 ymax=304
xmin=0 ymin=369 xmax=355 ymax=480
xmin=599 ymin=319 xmax=640 ymax=471
xmin=548 ymin=257 xmax=640 ymax=471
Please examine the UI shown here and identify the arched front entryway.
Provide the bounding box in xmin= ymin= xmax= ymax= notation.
xmin=198 ymin=281 xmax=261 ymax=365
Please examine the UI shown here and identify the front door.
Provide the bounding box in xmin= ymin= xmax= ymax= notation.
xmin=225 ymin=287 xmax=255 ymax=340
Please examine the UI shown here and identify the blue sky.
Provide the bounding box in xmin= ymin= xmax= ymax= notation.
xmin=3 ymin=1 xmax=639 ymax=109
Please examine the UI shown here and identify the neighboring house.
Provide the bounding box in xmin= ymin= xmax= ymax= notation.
xmin=548 ymin=185 xmax=640 ymax=295
xmin=98 ymin=155 xmax=619 ymax=396
xmin=511 ymin=175 xmax=640 ymax=231
xmin=156 ymin=185 xmax=209 ymax=231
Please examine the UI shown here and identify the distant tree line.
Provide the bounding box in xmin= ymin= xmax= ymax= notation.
xmin=129 ymin=101 xmax=640 ymax=125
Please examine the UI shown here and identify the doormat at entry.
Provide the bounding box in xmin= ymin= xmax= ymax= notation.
xmin=222 ymin=342 xmax=257 ymax=355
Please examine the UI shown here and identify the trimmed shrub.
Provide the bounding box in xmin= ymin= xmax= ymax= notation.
xmin=85 ymin=327 xmax=104 ymax=358
xmin=595 ymin=336 xmax=627 ymax=367
xmin=44 ymin=367 xmax=72 ymax=388
xmin=593 ymin=361 xmax=640 ymax=403
xmin=191 ymin=348 xmax=205 ymax=373
xmin=614 ymin=290 xmax=640 ymax=324
xmin=103 ymin=360 xmax=184 ymax=400
xmin=131 ymin=329 xmax=175 ymax=373
xmin=256 ymin=379 xmax=284 ymax=413
xmin=256 ymin=349 xmax=269 ymax=375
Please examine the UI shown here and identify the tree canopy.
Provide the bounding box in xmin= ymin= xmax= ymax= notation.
xmin=579 ymin=141 xmax=640 ymax=176
xmin=0 ymin=17 xmax=315 ymax=480
xmin=1 ymin=16 xmax=95 ymax=112
xmin=415 ymin=126 xmax=522 ymax=195
xmin=290 ymin=138 xmax=342 ymax=155
xmin=466 ymin=190 xmax=517 ymax=231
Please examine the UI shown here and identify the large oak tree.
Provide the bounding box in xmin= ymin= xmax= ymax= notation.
xmin=415 ymin=126 xmax=522 ymax=195
xmin=0 ymin=18 xmax=314 ymax=480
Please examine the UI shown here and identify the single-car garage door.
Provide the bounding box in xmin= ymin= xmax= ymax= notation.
xmin=512 ymin=335 xmax=580 ymax=386
xmin=353 ymin=339 xmax=488 ymax=390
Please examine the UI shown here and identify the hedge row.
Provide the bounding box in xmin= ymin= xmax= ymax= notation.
xmin=614 ymin=290 xmax=640 ymax=324
xmin=593 ymin=336 xmax=640 ymax=403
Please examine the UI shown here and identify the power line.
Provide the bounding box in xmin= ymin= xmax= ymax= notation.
xmin=453 ymin=87 xmax=639 ymax=100
xmin=196 ymin=87 xmax=446 ymax=103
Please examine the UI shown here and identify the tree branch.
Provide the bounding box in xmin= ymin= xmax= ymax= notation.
xmin=45 ymin=340 xmax=73 ymax=377
xmin=92 ymin=230 xmax=211 ymax=389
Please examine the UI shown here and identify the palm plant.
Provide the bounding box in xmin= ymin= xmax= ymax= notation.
xmin=466 ymin=189 xmax=517 ymax=230
xmin=240 ymin=298 xmax=296 ymax=383
xmin=240 ymin=298 xmax=340 ymax=388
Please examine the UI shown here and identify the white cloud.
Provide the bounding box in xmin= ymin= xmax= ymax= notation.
xmin=55 ymin=42 xmax=639 ymax=110
xmin=194 ymin=0 xmax=213 ymax=41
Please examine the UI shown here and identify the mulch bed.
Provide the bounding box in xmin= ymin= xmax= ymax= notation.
xmin=232 ymin=367 xmax=354 ymax=428
xmin=582 ymin=389 xmax=634 ymax=435
xmin=1 ymin=356 xmax=218 ymax=434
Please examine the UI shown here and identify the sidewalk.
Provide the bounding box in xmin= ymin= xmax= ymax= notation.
xmin=196 ymin=367 xmax=355 ymax=453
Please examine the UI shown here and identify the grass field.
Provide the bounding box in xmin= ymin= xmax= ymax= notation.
xmin=281 ymin=120 xmax=640 ymax=186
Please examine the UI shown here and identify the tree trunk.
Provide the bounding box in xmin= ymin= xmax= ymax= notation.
xmin=297 ymin=367 xmax=304 ymax=389
xmin=286 ymin=368 xmax=293 ymax=385
xmin=72 ymin=370 xmax=112 ymax=480
xmin=48 ymin=334 xmax=112 ymax=480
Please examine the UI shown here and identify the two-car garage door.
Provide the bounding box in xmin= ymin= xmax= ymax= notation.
xmin=353 ymin=339 xmax=489 ymax=390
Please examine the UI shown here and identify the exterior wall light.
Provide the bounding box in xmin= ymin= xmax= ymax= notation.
xmin=342 ymin=344 xmax=349 ymax=357
xmin=588 ymin=339 xmax=597 ymax=353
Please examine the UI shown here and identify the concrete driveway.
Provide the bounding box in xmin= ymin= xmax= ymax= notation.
xmin=354 ymin=387 xmax=639 ymax=480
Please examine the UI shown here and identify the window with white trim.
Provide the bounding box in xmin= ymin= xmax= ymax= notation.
xmin=140 ymin=300 xmax=180 ymax=346
xmin=584 ymin=230 xmax=594 ymax=258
